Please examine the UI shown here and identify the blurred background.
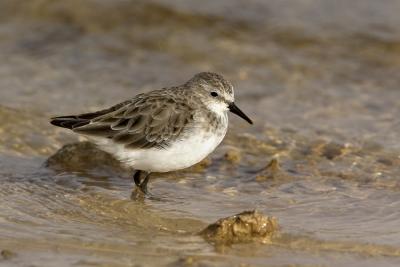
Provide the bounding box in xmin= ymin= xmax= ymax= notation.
xmin=0 ymin=1 xmax=400 ymax=266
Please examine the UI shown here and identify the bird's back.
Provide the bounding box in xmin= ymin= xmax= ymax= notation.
xmin=50 ymin=88 xmax=201 ymax=150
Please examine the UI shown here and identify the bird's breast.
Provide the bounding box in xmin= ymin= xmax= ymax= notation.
xmin=115 ymin=127 xmax=227 ymax=172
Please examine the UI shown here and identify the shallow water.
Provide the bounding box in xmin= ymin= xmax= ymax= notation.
xmin=1 ymin=1 xmax=400 ymax=266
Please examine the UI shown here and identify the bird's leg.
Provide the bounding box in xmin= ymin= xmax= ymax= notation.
xmin=133 ymin=170 xmax=142 ymax=187
xmin=139 ymin=172 xmax=151 ymax=194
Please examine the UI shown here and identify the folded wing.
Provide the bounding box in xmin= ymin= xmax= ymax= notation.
xmin=52 ymin=92 xmax=193 ymax=149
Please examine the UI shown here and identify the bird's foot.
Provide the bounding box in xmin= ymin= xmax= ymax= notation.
xmin=131 ymin=170 xmax=151 ymax=200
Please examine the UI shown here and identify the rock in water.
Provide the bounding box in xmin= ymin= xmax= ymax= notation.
xmin=200 ymin=210 xmax=279 ymax=245
xmin=1 ymin=249 xmax=16 ymax=260
xmin=44 ymin=141 xmax=127 ymax=174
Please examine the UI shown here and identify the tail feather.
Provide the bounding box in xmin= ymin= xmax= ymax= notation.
xmin=50 ymin=116 xmax=90 ymax=129
xmin=50 ymin=100 xmax=130 ymax=130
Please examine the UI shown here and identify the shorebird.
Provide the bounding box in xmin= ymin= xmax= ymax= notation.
xmin=51 ymin=72 xmax=252 ymax=194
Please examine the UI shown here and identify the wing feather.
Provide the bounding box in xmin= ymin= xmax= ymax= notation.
xmin=72 ymin=92 xmax=193 ymax=149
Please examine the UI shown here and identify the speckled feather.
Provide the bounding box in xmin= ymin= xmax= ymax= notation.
xmin=51 ymin=72 xmax=233 ymax=151
xmin=50 ymin=72 xmax=252 ymax=173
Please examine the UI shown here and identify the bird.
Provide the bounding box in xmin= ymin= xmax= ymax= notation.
xmin=50 ymin=72 xmax=253 ymax=194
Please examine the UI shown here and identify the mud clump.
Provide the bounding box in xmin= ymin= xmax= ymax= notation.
xmin=1 ymin=249 xmax=16 ymax=260
xmin=184 ymin=157 xmax=212 ymax=173
xmin=301 ymin=140 xmax=349 ymax=160
xmin=224 ymin=147 xmax=241 ymax=164
xmin=200 ymin=210 xmax=279 ymax=245
xmin=45 ymin=141 xmax=127 ymax=174
xmin=255 ymin=158 xmax=294 ymax=181
xmin=320 ymin=142 xmax=348 ymax=160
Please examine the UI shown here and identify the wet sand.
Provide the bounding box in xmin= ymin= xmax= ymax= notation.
xmin=1 ymin=1 xmax=400 ymax=266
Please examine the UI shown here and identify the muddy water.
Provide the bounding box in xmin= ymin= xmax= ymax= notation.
xmin=1 ymin=0 xmax=400 ymax=266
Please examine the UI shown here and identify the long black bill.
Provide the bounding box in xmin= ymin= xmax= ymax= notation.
xmin=228 ymin=102 xmax=253 ymax=124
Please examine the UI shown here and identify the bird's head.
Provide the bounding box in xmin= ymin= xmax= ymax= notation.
xmin=186 ymin=72 xmax=253 ymax=124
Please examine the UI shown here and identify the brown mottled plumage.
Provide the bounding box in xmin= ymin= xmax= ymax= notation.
xmin=51 ymin=72 xmax=252 ymax=194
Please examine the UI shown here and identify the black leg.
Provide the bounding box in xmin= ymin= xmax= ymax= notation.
xmin=139 ymin=172 xmax=151 ymax=194
xmin=132 ymin=170 xmax=151 ymax=195
xmin=133 ymin=170 xmax=142 ymax=187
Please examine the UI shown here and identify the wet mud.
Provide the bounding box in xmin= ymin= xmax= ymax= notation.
xmin=1 ymin=0 xmax=400 ymax=266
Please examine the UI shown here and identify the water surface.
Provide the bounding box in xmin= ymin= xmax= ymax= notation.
xmin=1 ymin=1 xmax=400 ymax=266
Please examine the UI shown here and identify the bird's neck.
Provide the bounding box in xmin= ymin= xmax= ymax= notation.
xmin=205 ymin=101 xmax=229 ymax=115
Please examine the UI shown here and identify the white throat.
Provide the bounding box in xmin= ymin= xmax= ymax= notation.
xmin=206 ymin=101 xmax=229 ymax=116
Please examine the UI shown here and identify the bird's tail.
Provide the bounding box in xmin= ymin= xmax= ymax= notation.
xmin=50 ymin=115 xmax=90 ymax=129
xmin=50 ymin=100 xmax=130 ymax=130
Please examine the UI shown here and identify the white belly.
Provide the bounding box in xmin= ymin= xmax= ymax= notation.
xmin=94 ymin=129 xmax=227 ymax=172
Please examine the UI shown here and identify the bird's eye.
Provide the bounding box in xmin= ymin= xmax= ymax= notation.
xmin=210 ymin=92 xmax=218 ymax=97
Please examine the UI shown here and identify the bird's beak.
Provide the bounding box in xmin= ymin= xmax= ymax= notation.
xmin=228 ymin=102 xmax=253 ymax=124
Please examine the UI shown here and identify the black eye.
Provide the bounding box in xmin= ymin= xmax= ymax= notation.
xmin=210 ymin=92 xmax=218 ymax=97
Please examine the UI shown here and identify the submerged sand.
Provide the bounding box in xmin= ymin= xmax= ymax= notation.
xmin=1 ymin=1 xmax=400 ymax=266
